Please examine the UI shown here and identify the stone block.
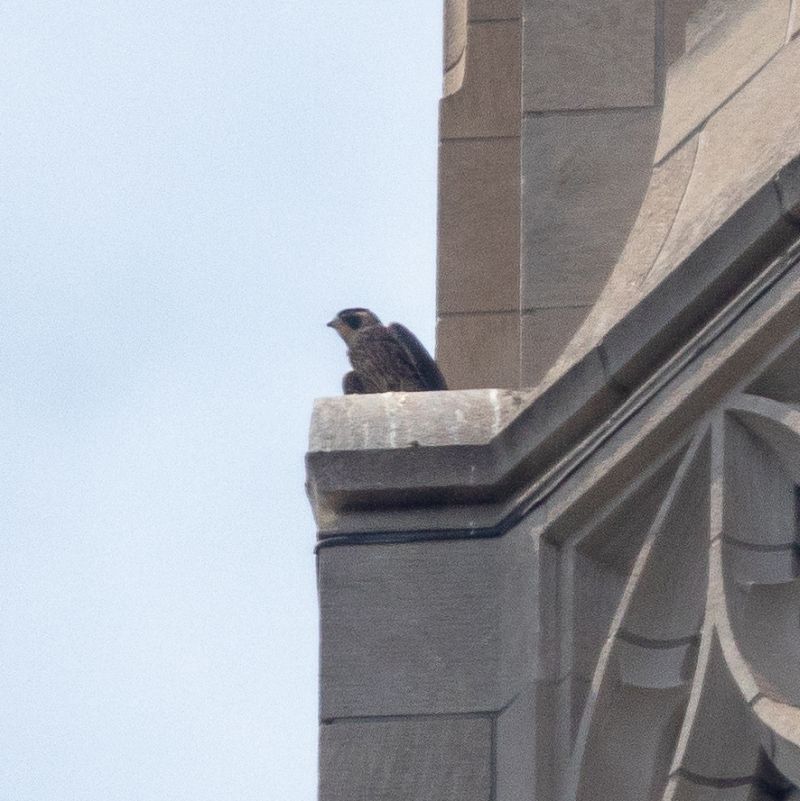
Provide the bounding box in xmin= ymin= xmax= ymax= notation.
xmin=615 ymin=637 xmax=696 ymax=690
xmin=523 ymin=0 xmax=656 ymax=111
xmin=438 ymin=137 xmax=520 ymax=314
xmin=656 ymin=0 xmax=788 ymax=161
xmin=437 ymin=311 xmax=519 ymax=388
xmin=519 ymin=305 xmax=591 ymax=388
xmin=495 ymin=683 xmax=552 ymax=801
xmin=440 ymin=20 xmax=520 ymax=139
xmin=469 ymin=0 xmax=521 ymax=21
xmin=318 ymin=527 xmax=536 ymax=719
xmin=319 ymin=716 xmax=492 ymax=801
xmin=649 ymin=37 xmax=800 ymax=285
xmin=520 ymin=108 xmax=659 ymax=310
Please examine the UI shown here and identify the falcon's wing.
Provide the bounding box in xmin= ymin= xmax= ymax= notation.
xmin=388 ymin=323 xmax=448 ymax=391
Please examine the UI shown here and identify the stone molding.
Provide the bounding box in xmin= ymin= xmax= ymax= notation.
xmin=313 ymin=234 xmax=800 ymax=800
xmin=309 ymin=160 xmax=800 ymax=538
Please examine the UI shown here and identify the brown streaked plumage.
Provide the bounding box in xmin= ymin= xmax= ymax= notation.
xmin=327 ymin=308 xmax=448 ymax=394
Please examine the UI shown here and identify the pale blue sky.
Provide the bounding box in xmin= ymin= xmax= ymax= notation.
xmin=1 ymin=4 xmax=442 ymax=799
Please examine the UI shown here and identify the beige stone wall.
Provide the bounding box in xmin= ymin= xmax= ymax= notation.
xmin=310 ymin=3 xmax=800 ymax=798
xmin=437 ymin=0 xmax=522 ymax=388
xmin=437 ymin=0 xmax=800 ymax=389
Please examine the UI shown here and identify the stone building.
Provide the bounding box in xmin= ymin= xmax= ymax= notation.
xmin=307 ymin=1 xmax=800 ymax=799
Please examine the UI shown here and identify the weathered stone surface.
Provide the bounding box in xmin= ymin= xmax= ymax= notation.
xmin=520 ymin=306 xmax=590 ymax=387
xmin=306 ymin=345 xmax=623 ymax=536
xmin=777 ymin=155 xmax=800 ymax=220
xmin=309 ymin=388 xmax=527 ymax=454
xmin=438 ymin=137 xmax=519 ymax=314
xmin=444 ymin=0 xmax=468 ymax=79
xmin=538 ymin=32 xmax=800 ymax=389
xmin=437 ymin=311 xmax=519 ymax=388
xmin=319 ymin=716 xmax=492 ymax=801
xmin=656 ymin=0 xmax=789 ymax=162
xmin=546 ymin=135 xmax=700 ymax=382
xmin=650 ymin=38 xmax=800 ymax=284
xmin=495 ymin=684 xmax=541 ymax=801
xmin=600 ymin=182 xmax=797 ymax=391
xmin=469 ymin=0 xmax=520 ymax=21
xmin=722 ymin=413 xmax=796 ymax=547
xmin=791 ymin=4 xmax=800 ymax=40
xmin=523 ymin=0 xmax=656 ymax=111
xmin=672 ymin=636 xmax=763 ymax=781
xmin=318 ymin=526 xmax=536 ymax=719
xmin=440 ymin=20 xmax=520 ymax=140
xmin=520 ymin=107 xmax=659 ymax=309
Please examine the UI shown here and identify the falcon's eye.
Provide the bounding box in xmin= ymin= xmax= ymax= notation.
xmin=344 ymin=314 xmax=362 ymax=330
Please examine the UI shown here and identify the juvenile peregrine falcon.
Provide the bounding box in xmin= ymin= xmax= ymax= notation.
xmin=327 ymin=308 xmax=448 ymax=394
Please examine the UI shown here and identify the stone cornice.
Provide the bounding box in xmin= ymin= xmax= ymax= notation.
xmin=307 ymin=161 xmax=800 ymax=542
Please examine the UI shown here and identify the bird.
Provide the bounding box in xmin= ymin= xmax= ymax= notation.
xmin=327 ymin=308 xmax=448 ymax=394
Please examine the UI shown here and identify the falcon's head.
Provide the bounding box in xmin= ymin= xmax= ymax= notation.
xmin=327 ymin=308 xmax=382 ymax=344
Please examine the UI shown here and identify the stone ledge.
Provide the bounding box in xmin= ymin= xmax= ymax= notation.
xmin=307 ymin=347 xmax=619 ymax=535
xmin=308 ymin=173 xmax=800 ymax=539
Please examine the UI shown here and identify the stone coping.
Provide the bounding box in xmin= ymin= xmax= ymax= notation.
xmin=307 ymin=160 xmax=800 ymax=540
